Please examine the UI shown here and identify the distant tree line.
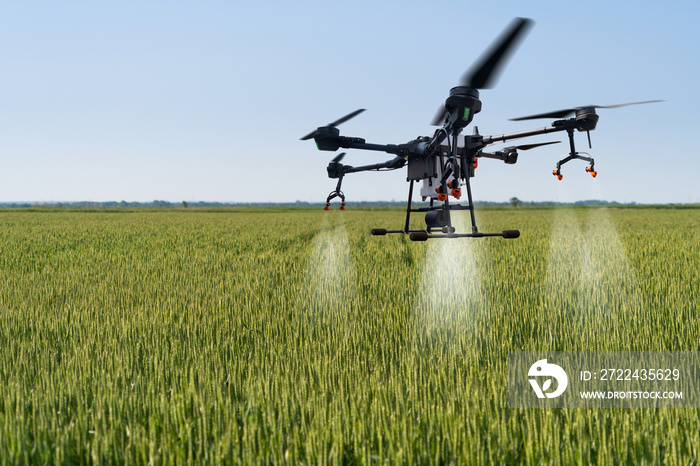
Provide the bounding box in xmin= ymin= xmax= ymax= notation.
xmin=0 ymin=199 xmax=696 ymax=209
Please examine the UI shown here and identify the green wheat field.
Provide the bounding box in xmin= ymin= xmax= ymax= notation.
xmin=0 ymin=207 xmax=698 ymax=464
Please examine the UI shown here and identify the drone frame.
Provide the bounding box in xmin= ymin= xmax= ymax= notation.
xmin=301 ymin=18 xmax=661 ymax=241
xmin=311 ymin=102 xmax=601 ymax=241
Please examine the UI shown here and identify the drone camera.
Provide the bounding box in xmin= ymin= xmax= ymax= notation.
xmin=425 ymin=209 xmax=449 ymax=228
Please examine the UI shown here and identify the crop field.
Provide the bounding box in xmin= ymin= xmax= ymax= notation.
xmin=0 ymin=207 xmax=698 ymax=464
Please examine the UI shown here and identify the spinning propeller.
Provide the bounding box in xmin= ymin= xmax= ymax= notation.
xmin=508 ymin=141 xmax=560 ymax=151
xmin=461 ymin=17 xmax=533 ymax=90
xmin=431 ymin=17 xmax=533 ymax=127
xmin=300 ymin=109 xmax=366 ymax=141
xmin=511 ymin=100 xmax=664 ymax=121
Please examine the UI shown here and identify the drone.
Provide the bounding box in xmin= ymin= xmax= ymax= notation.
xmin=300 ymin=18 xmax=661 ymax=241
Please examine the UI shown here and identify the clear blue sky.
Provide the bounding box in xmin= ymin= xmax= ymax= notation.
xmin=1 ymin=1 xmax=698 ymax=203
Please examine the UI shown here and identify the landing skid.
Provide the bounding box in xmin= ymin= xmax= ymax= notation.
xmin=370 ymin=179 xmax=520 ymax=241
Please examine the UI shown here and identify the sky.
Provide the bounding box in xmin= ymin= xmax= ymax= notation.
xmin=0 ymin=1 xmax=698 ymax=204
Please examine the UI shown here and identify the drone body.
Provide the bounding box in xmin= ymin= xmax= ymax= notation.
xmin=301 ymin=18 xmax=661 ymax=241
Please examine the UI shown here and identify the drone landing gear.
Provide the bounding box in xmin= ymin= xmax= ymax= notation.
xmin=370 ymin=179 xmax=520 ymax=241
xmin=370 ymin=180 xmax=432 ymax=236
xmin=411 ymin=174 xmax=519 ymax=241
xmin=553 ymin=128 xmax=597 ymax=180
xmin=369 ymin=121 xmax=522 ymax=241
xmin=409 ymin=229 xmax=520 ymax=241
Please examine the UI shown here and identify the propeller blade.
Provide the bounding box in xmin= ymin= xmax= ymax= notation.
xmin=300 ymin=129 xmax=319 ymax=141
xmin=430 ymin=105 xmax=448 ymax=126
xmin=510 ymin=109 xmax=576 ymax=121
xmin=300 ymin=109 xmax=366 ymax=140
xmin=332 ymin=152 xmax=346 ymax=163
xmin=511 ymin=100 xmax=664 ymax=121
xmin=461 ymin=17 xmax=533 ymax=89
xmin=512 ymin=141 xmax=561 ymax=151
xmin=328 ymin=108 xmax=365 ymax=127
xmin=595 ymin=100 xmax=665 ymax=109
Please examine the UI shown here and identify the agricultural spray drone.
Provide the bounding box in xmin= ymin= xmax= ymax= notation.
xmin=300 ymin=18 xmax=661 ymax=241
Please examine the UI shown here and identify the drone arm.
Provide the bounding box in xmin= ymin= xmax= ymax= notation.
xmin=341 ymin=156 xmax=406 ymax=175
xmin=344 ymin=141 xmax=401 ymax=154
xmin=335 ymin=136 xmax=402 ymax=154
xmin=482 ymin=112 xmax=602 ymax=145
xmin=482 ymin=125 xmax=563 ymax=145
xmin=479 ymin=151 xmax=510 ymax=161
xmin=323 ymin=156 xmax=405 ymax=210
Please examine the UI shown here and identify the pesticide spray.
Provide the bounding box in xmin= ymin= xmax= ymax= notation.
xmin=300 ymin=214 xmax=357 ymax=321
xmin=546 ymin=182 xmax=642 ymax=346
xmin=415 ymin=211 xmax=487 ymax=336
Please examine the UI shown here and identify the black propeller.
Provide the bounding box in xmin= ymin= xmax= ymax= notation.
xmin=461 ymin=17 xmax=534 ymax=90
xmin=331 ymin=152 xmax=346 ymax=163
xmin=431 ymin=18 xmax=533 ymax=126
xmin=509 ymin=141 xmax=560 ymax=151
xmin=510 ymin=100 xmax=664 ymax=121
xmin=300 ymin=109 xmax=366 ymax=140
xmin=430 ymin=106 xmax=451 ymax=127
